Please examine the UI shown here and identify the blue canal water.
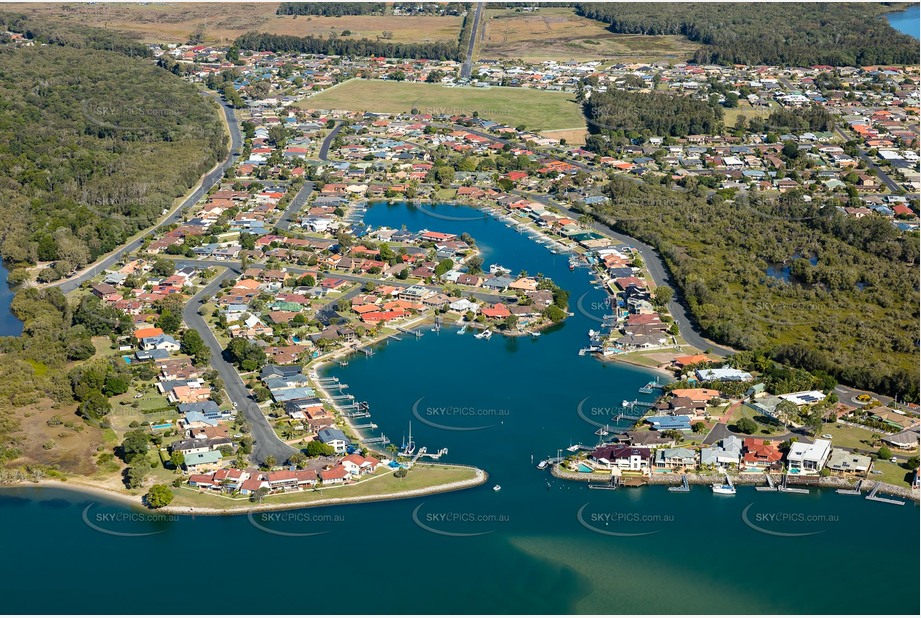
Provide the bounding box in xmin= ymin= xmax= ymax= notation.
xmin=0 ymin=262 xmax=23 ymax=337
xmin=887 ymin=4 xmax=920 ymax=38
xmin=0 ymin=203 xmax=918 ymax=614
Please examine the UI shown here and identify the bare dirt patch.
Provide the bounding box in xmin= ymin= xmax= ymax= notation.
xmin=9 ymin=400 xmax=105 ymax=476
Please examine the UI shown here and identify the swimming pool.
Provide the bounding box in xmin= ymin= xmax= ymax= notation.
xmin=122 ymin=356 xmax=133 ymax=364
xmin=577 ymin=463 xmax=593 ymax=473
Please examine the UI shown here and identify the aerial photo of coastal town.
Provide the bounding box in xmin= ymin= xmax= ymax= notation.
xmin=0 ymin=1 xmax=918 ymax=616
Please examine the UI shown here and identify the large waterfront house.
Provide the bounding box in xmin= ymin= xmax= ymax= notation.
xmin=700 ymin=435 xmax=743 ymax=468
xmin=742 ymin=438 xmax=783 ymax=471
xmin=787 ymin=439 xmax=832 ymax=473
xmin=590 ymin=445 xmax=651 ymax=471
xmin=654 ymin=447 xmax=698 ymax=470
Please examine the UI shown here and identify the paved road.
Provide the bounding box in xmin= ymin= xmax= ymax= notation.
xmin=182 ymin=267 xmax=296 ymax=465
xmin=275 ymin=181 xmax=314 ymax=231
xmin=52 ymin=93 xmax=243 ymax=294
xmin=832 ymin=125 xmax=916 ymax=197
xmin=274 ymin=121 xmax=343 ymax=231
xmin=319 ymin=122 xmax=343 ymax=161
xmin=460 ymin=1 xmax=484 ymax=80
xmin=173 ymin=258 xmax=510 ymax=304
xmin=514 ymin=190 xmax=735 ymax=356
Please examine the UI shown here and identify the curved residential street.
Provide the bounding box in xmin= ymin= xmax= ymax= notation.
xmin=514 ymin=191 xmax=735 ymax=357
xmin=182 ymin=267 xmax=296 ymax=465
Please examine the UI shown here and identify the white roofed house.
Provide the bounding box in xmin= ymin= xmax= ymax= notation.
xmin=786 ymin=439 xmax=831 ymax=475
xmin=695 ymin=367 xmax=753 ymax=382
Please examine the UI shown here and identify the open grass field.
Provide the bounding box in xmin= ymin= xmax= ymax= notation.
xmin=722 ymin=101 xmax=776 ymax=127
xmin=4 ymin=3 xmax=463 ymax=45
xmin=300 ymin=79 xmax=585 ymax=131
xmin=480 ymin=7 xmax=700 ymax=63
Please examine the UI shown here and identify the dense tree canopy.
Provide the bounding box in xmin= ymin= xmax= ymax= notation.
xmin=585 ymin=89 xmax=722 ymax=146
xmin=575 ymin=3 xmax=920 ymax=67
xmin=591 ymin=176 xmax=919 ymax=400
xmin=276 ymin=2 xmax=385 ymax=16
xmin=0 ymin=44 xmax=226 ymax=278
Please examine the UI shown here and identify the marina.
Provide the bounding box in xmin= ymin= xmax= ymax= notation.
xmin=4 ymin=201 xmax=915 ymax=615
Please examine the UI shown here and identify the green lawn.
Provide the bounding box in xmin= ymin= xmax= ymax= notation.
xmin=171 ymin=464 xmax=480 ymax=509
xmin=870 ymin=460 xmax=915 ymax=488
xmin=728 ymin=403 xmax=788 ymax=437
xmin=300 ymin=79 xmax=585 ymax=131
xmin=819 ymin=422 xmax=881 ymax=452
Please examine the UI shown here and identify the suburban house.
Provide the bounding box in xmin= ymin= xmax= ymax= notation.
xmin=318 ymin=427 xmax=350 ymax=454
xmin=786 ymin=439 xmax=832 ymax=474
xmin=826 ymin=448 xmax=872 ymax=475
xmin=742 ymin=438 xmax=783 ymax=471
xmin=700 ymin=435 xmax=743 ymax=468
xmin=590 ymin=445 xmax=651 ymax=471
xmin=654 ymin=447 xmax=697 ymax=470
xmin=183 ymin=450 xmax=223 ymax=473
xmin=882 ymin=429 xmax=920 ymax=450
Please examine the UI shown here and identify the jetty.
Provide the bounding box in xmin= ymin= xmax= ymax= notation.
xmin=638 ymin=378 xmax=663 ymax=394
xmin=756 ymin=473 xmax=777 ymax=492
xmin=836 ymin=480 xmax=863 ymax=495
xmin=866 ymin=481 xmax=907 ymax=505
xmin=397 ymin=326 xmax=422 ymax=338
xmin=359 ymin=347 xmax=374 ymax=357
xmin=668 ymin=475 xmax=691 ymax=492
xmin=589 ymin=476 xmax=620 ymax=490
xmin=622 ymin=399 xmax=656 ymax=410
xmin=363 ymin=434 xmax=390 ymax=446
xmin=777 ymin=475 xmax=810 ymax=494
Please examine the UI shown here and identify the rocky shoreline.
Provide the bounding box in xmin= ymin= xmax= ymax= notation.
xmin=550 ymin=465 xmax=919 ymax=502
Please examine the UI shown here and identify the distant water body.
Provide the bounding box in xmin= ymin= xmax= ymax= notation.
xmin=887 ymin=4 xmax=920 ymax=39
xmin=0 ymin=263 xmax=22 ymax=337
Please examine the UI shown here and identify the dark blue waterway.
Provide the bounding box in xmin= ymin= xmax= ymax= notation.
xmin=887 ymin=4 xmax=920 ymax=39
xmin=0 ymin=263 xmax=22 ymax=337
xmin=0 ymin=203 xmax=917 ymax=614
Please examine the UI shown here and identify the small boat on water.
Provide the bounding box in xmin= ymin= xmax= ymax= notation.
xmin=493 ymin=485 xmax=501 ymax=492
xmin=712 ymin=472 xmax=736 ymax=495
xmin=529 ymin=331 xmax=541 ymax=337
xmin=457 ymin=324 xmax=468 ymax=335
xmin=475 ymin=329 xmax=492 ymax=340
xmin=536 ymin=460 xmax=549 ymax=470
